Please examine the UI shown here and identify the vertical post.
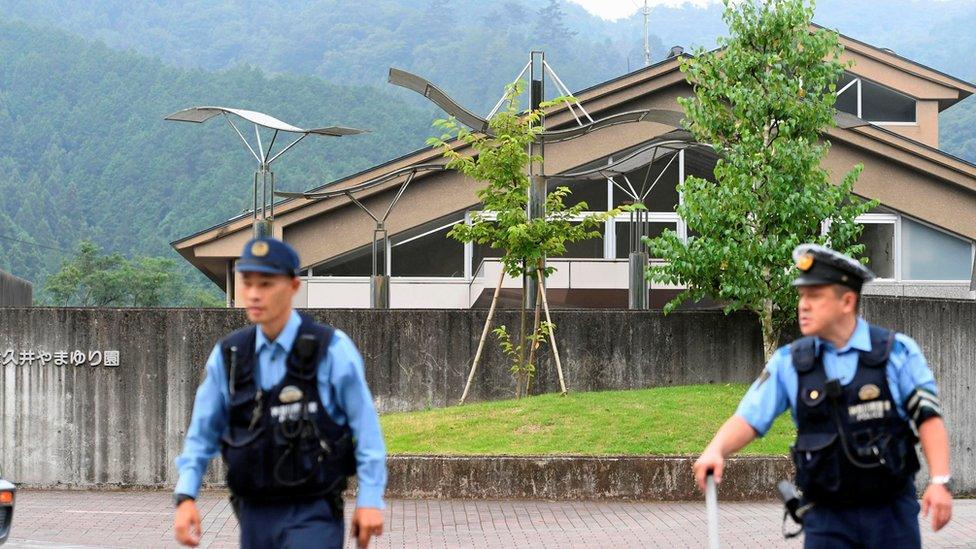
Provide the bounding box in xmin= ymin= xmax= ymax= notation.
xmin=225 ymin=259 xmax=236 ymax=308
xmin=642 ymin=0 xmax=652 ymax=67
xmin=371 ymin=226 xmax=390 ymax=308
xmin=629 ymin=206 xmax=649 ymax=309
xmin=253 ymin=167 xmax=273 ymax=239
xmin=525 ymin=50 xmax=546 ymax=310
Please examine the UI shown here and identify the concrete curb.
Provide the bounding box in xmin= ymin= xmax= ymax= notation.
xmin=385 ymin=455 xmax=794 ymax=501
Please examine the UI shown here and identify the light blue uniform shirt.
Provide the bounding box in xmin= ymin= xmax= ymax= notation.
xmin=174 ymin=311 xmax=387 ymax=509
xmin=736 ymin=317 xmax=938 ymax=436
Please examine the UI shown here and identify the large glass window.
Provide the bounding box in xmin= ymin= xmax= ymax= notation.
xmin=901 ymin=218 xmax=972 ymax=280
xmin=856 ymin=222 xmax=895 ymax=279
xmin=548 ymin=178 xmax=608 ymax=210
xmin=563 ymin=222 xmax=604 ymax=258
xmin=391 ymin=224 xmax=464 ymax=277
xmin=835 ymin=73 xmax=858 ymax=116
xmin=614 ymin=221 xmax=676 ymax=258
xmin=835 ymin=72 xmax=916 ymax=123
xmin=849 ymin=210 xmax=975 ymax=282
xmin=683 ymin=149 xmax=719 ymax=182
xmin=311 ymin=247 xmax=379 ymax=277
xmin=472 ymin=241 xmax=504 ymax=275
xmin=612 ymin=152 xmax=680 ymax=211
xmin=861 ymin=79 xmax=916 ymax=123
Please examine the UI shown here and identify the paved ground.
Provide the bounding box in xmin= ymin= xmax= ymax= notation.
xmin=4 ymin=490 xmax=975 ymax=548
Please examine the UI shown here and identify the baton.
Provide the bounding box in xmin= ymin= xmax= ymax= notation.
xmin=705 ymin=471 xmax=720 ymax=549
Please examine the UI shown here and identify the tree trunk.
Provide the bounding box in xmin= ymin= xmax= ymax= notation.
xmin=516 ymin=262 xmax=529 ymax=398
xmin=459 ymin=267 xmax=506 ymax=404
xmin=760 ymin=297 xmax=779 ymax=364
xmin=537 ymin=268 xmax=567 ymax=395
xmin=524 ymin=268 xmax=544 ymax=397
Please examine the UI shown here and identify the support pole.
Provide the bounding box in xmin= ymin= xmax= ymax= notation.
xmin=629 ymin=252 xmax=649 ymax=309
xmin=525 ymin=50 xmax=546 ymax=310
xmin=460 ymin=267 xmax=507 ymax=404
xmin=642 ymin=0 xmax=652 ymax=68
xmin=537 ymin=269 xmax=566 ymax=395
xmin=253 ymin=167 xmax=273 ymax=238
xmin=225 ymin=260 xmax=236 ymax=308
xmin=629 ymin=207 xmax=649 ymax=309
xmin=371 ymin=227 xmax=390 ymax=309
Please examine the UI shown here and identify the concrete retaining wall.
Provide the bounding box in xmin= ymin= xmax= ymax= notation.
xmin=0 ymin=271 xmax=31 ymax=307
xmin=0 ymin=297 xmax=973 ymax=493
xmin=385 ymin=455 xmax=792 ymax=501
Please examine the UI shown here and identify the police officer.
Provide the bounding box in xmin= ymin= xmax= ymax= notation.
xmin=172 ymin=237 xmax=387 ymax=548
xmin=693 ymin=244 xmax=953 ymax=548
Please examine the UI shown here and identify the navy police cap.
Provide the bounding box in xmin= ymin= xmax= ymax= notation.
xmin=791 ymin=243 xmax=875 ymax=292
xmin=236 ymin=237 xmax=301 ymax=277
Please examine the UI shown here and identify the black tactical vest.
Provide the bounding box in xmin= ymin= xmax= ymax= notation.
xmin=790 ymin=324 xmax=920 ymax=506
xmin=219 ymin=313 xmax=356 ymax=502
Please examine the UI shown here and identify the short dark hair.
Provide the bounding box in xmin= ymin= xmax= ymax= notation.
xmin=831 ymin=283 xmax=860 ymax=307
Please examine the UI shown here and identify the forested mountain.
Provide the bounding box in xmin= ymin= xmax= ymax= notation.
xmin=3 ymin=0 xmax=973 ymax=109
xmin=0 ymin=19 xmax=433 ymax=290
xmin=0 ymin=0 xmax=640 ymax=113
xmin=0 ymin=0 xmax=973 ymax=300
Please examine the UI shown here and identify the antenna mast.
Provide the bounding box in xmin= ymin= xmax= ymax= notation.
xmin=642 ymin=0 xmax=652 ymax=67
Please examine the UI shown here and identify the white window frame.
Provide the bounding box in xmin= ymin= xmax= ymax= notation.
xmin=845 ymin=212 xmax=975 ymax=283
xmin=836 ymin=73 xmax=918 ymax=126
xmin=854 ymin=212 xmax=899 ymax=280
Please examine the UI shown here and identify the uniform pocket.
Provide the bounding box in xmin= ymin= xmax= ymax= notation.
xmin=222 ymin=428 xmax=270 ymax=497
xmin=791 ymin=432 xmax=841 ymax=496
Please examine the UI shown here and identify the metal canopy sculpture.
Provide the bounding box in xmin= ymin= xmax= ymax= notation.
xmin=539 ymin=109 xmax=685 ymax=143
xmin=552 ymin=134 xmax=711 ymax=308
xmin=276 ymin=163 xmax=447 ymax=308
xmin=388 ymin=57 xmax=686 ymax=313
xmin=165 ymin=106 xmax=367 ymax=238
xmin=388 ymin=69 xmax=492 ymax=136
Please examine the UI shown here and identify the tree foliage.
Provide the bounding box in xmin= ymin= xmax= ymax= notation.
xmin=646 ymin=0 xmax=873 ymax=359
xmin=430 ymin=83 xmax=616 ymax=280
xmin=44 ymin=241 xmax=222 ymax=307
xmin=429 ymin=82 xmax=620 ymax=396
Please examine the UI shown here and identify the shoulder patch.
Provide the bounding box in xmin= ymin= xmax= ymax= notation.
xmin=755 ymin=368 xmax=771 ymax=387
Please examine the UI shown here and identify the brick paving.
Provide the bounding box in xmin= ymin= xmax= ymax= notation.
xmin=4 ymin=490 xmax=975 ymax=548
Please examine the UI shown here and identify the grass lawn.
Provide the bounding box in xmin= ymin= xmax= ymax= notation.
xmin=380 ymin=384 xmax=794 ymax=456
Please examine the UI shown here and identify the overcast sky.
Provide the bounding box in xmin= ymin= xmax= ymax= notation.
xmin=565 ymin=0 xmax=964 ymax=21
xmin=565 ymin=0 xmax=719 ymax=21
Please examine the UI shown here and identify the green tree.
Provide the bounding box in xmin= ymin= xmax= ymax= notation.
xmin=646 ymin=0 xmax=872 ymax=360
xmin=430 ymin=82 xmax=620 ymax=398
xmin=43 ymin=240 xmax=222 ymax=307
xmin=44 ymin=241 xmax=128 ymax=306
xmin=533 ymin=0 xmax=577 ymax=46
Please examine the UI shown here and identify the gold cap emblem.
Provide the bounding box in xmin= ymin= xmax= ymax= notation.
xmin=279 ymin=385 xmax=304 ymax=404
xmin=251 ymin=241 xmax=270 ymax=257
xmin=858 ymin=384 xmax=881 ymax=401
xmin=796 ymin=253 xmax=814 ymax=272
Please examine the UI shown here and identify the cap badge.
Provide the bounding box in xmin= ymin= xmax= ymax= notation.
xmin=858 ymin=384 xmax=881 ymax=401
xmin=796 ymin=253 xmax=814 ymax=271
xmin=279 ymin=385 xmax=304 ymax=404
xmin=251 ymin=241 xmax=270 ymax=257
